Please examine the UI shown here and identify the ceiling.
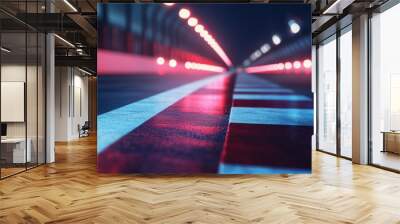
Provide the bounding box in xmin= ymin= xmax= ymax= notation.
xmin=0 ymin=0 xmax=387 ymax=73
xmin=185 ymin=4 xmax=311 ymax=65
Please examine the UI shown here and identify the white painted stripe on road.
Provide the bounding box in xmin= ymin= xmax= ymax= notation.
xmin=229 ymin=107 xmax=313 ymax=126
xmin=233 ymin=94 xmax=311 ymax=101
xmin=235 ymin=82 xmax=278 ymax=87
xmin=235 ymin=83 xmax=278 ymax=88
xmin=98 ymin=73 xmax=229 ymax=153
xmin=234 ymin=88 xmax=293 ymax=93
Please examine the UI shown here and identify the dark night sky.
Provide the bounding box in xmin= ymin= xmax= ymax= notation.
xmin=178 ymin=4 xmax=311 ymax=66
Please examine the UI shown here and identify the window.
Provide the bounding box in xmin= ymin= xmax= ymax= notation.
xmin=317 ymin=36 xmax=337 ymax=154
xmin=0 ymin=2 xmax=46 ymax=179
xmin=339 ymin=28 xmax=352 ymax=158
xmin=370 ymin=3 xmax=400 ymax=171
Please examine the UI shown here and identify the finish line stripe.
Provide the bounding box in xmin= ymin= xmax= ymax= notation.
xmin=219 ymin=163 xmax=310 ymax=174
xmin=234 ymin=88 xmax=293 ymax=93
xmin=233 ymin=94 xmax=311 ymax=101
xmin=229 ymin=107 xmax=313 ymax=126
xmin=98 ymin=73 xmax=229 ymax=153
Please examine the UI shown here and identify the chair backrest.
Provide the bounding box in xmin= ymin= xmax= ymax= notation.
xmin=82 ymin=121 xmax=90 ymax=129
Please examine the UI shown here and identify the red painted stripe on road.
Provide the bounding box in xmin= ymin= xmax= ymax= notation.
xmin=220 ymin=123 xmax=312 ymax=169
xmin=233 ymin=99 xmax=313 ymax=108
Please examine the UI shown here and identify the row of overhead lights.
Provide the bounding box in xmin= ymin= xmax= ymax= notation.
xmin=156 ymin=56 xmax=225 ymax=73
xmin=54 ymin=34 xmax=87 ymax=56
xmin=245 ymin=59 xmax=311 ymax=74
xmin=1 ymin=34 xmax=78 ymax=54
xmin=167 ymin=5 xmax=232 ymax=67
xmin=185 ymin=61 xmax=225 ymax=73
xmin=78 ymin=67 xmax=94 ymax=76
xmin=156 ymin=57 xmax=177 ymax=67
xmin=53 ymin=1 xmax=94 ymax=77
xmin=63 ymin=0 xmax=78 ymax=12
xmin=1 ymin=47 xmax=11 ymax=53
xmin=243 ymin=20 xmax=301 ymax=66
xmin=2 ymin=0 xmax=78 ymax=54
xmin=60 ymin=1 xmax=88 ymax=56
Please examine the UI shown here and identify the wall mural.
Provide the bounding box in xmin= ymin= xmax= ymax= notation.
xmin=97 ymin=3 xmax=312 ymax=174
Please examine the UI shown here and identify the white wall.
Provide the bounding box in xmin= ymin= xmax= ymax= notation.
xmin=1 ymin=65 xmax=26 ymax=139
xmin=312 ymin=45 xmax=317 ymax=150
xmin=1 ymin=65 xmax=40 ymax=138
xmin=55 ymin=67 xmax=70 ymax=141
xmin=55 ymin=67 xmax=89 ymax=141
xmin=1 ymin=64 xmax=46 ymax=164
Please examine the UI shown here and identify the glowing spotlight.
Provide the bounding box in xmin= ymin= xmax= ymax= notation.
xmin=179 ymin=8 xmax=190 ymax=19
xmin=243 ymin=59 xmax=251 ymax=67
xmin=188 ymin=17 xmax=198 ymax=27
xmin=63 ymin=0 xmax=78 ymax=12
xmin=208 ymin=40 xmax=216 ymax=47
xmin=207 ymin=37 xmax=216 ymax=44
xmin=272 ymin=34 xmax=281 ymax=45
xmin=163 ymin=3 xmax=175 ymax=6
xmin=303 ymin=59 xmax=312 ymax=68
xmin=293 ymin=61 xmax=301 ymax=69
xmin=169 ymin=59 xmax=177 ymax=68
xmin=185 ymin=62 xmax=192 ymax=69
xmin=278 ymin=63 xmax=285 ymax=70
xmin=1 ymin=47 xmax=11 ymax=53
xmin=156 ymin=57 xmax=165 ymax=65
xmin=205 ymin=34 xmax=214 ymax=43
xmin=250 ymin=50 xmax=262 ymax=61
xmin=185 ymin=61 xmax=225 ymax=72
xmin=195 ymin=24 xmax=204 ymax=33
xmin=289 ymin=20 xmax=301 ymax=34
xmin=200 ymin=30 xmax=208 ymax=38
xmin=260 ymin=44 xmax=270 ymax=53
xmin=284 ymin=62 xmax=292 ymax=70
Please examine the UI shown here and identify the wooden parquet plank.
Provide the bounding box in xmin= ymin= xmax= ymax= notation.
xmin=0 ymin=135 xmax=400 ymax=224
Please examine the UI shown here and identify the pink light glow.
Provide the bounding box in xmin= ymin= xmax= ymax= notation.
xmin=98 ymin=50 xmax=223 ymax=76
xmin=245 ymin=59 xmax=312 ymax=75
xmin=204 ymin=35 xmax=214 ymax=43
xmin=212 ymin=43 xmax=232 ymax=67
xmin=188 ymin=17 xmax=198 ymax=27
xmin=195 ymin=24 xmax=204 ymax=33
xmin=163 ymin=3 xmax=175 ymax=6
xmin=156 ymin=57 xmax=165 ymax=65
xmin=189 ymin=17 xmax=232 ymax=66
xmin=284 ymin=62 xmax=292 ymax=70
xmin=179 ymin=8 xmax=190 ymax=19
xmin=200 ymin=30 xmax=208 ymax=38
xmin=245 ymin=63 xmax=285 ymax=74
xmin=184 ymin=62 xmax=191 ymax=69
xmin=201 ymin=31 xmax=231 ymax=66
xmin=169 ymin=59 xmax=177 ymax=68
xmin=293 ymin=61 xmax=301 ymax=69
xmin=303 ymin=59 xmax=312 ymax=68
xmin=185 ymin=61 xmax=226 ymax=73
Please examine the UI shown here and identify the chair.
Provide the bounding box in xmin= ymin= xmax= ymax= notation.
xmin=78 ymin=121 xmax=90 ymax=138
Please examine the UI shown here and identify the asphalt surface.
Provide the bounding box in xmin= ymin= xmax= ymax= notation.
xmin=98 ymin=74 xmax=216 ymax=114
xmin=97 ymin=72 xmax=313 ymax=174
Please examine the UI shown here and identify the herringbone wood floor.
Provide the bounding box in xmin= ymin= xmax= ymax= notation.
xmin=1 ymin=135 xmax=400 ymax=224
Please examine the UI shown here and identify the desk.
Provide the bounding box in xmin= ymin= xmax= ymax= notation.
xmin=1 ymin=138 xmax=31 ymax=163
xmin=382 ymin=131 xmax=400 ymax=154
